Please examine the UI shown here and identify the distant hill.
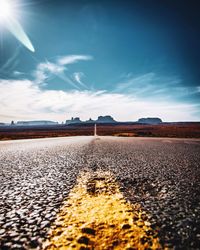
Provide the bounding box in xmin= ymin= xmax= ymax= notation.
xmin=16 ymin=120 xmax=58 ymax=126
xmin=137 ymin=117 xmax=162 ymax=124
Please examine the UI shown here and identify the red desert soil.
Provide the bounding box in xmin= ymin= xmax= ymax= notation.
xmin=0 ymin=123 xmax=200 ymax=140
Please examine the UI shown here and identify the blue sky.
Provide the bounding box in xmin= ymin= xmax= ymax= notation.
xmin=0 ymin=0 xmax=200 ymax=122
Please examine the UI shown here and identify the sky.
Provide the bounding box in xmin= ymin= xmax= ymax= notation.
xmin=0 ymin=0 xmax=200 ymax=123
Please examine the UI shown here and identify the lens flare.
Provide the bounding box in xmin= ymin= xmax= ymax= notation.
xmin=0 ymin=0 xmax=35 ymax=52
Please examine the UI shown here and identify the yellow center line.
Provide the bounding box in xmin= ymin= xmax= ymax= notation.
xmin=43 ymin=171 xmax=162 ymax=249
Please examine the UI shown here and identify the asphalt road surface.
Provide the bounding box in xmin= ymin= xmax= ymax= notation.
xmin=0 ymin=136 xmax=200 ymax=249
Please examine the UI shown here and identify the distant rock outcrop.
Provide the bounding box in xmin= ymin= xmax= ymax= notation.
xmin=137 ymin=117 xmax=162 ymax=124
xmin=65 ymin=116 xmax=116 ymax=124
xmin=65 ymin=117 xmax=82 ymax=124
xmin=96 ymin=115 xmax=116 ymax=123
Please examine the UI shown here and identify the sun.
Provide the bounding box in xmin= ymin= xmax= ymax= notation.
xmin=0 ymin=0 xmax=35 ymax=52
xmin=0 ymin=0 xmax=15 ymax=21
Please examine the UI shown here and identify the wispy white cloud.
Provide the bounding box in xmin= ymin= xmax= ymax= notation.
xmin=33 ymin=55 xmax=93 ymax=88
xmin=73 ymin=72 xmax=88 ymax=88
xmin=73 ymin=72 xmax=83 ymax=84
xmin=0 ymin=79 xmax=199 ymax=123
xmin=38 ymin=61 xmax=65 ymax=74
xmin=113 ymin=72 xmax=200 ymax=101
xmin=13 ymin=71 xmax=25 ymax=76
xmin=34 ymin=61 xmax=65 ymax=84
xmin=58 ymin=55 xmax=93 ymax=65
xmin=115 ymin=72 xmax=182 ymax=95
xmin=115 ymin=73 xmax=156 ymax=92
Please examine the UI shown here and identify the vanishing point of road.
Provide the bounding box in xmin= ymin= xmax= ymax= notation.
xmin=0 ymin=136 xmax=200 ymax=249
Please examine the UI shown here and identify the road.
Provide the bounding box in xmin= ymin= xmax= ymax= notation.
xmin=0 ymin=136 xmax=200 ymax=249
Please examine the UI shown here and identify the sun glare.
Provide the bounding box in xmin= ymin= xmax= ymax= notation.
xmin=0 ymin=0 xmax=14 ymax=21
xmin=0 ymin=0 xmax=35 ymax=52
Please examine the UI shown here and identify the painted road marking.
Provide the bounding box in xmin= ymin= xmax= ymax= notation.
xmin=43 ymin=171 xmax=161 ymax=249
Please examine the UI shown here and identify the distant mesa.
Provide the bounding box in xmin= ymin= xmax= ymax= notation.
xmin=16 ymin=120 xmax=58 ymax=126
xmin=137 ymin=117 xmax=162 ymax=124
xmin=65 ymin=115 xmax=116 ymax=124
xmin=96 ymin=115 xmax=116 ymax=123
